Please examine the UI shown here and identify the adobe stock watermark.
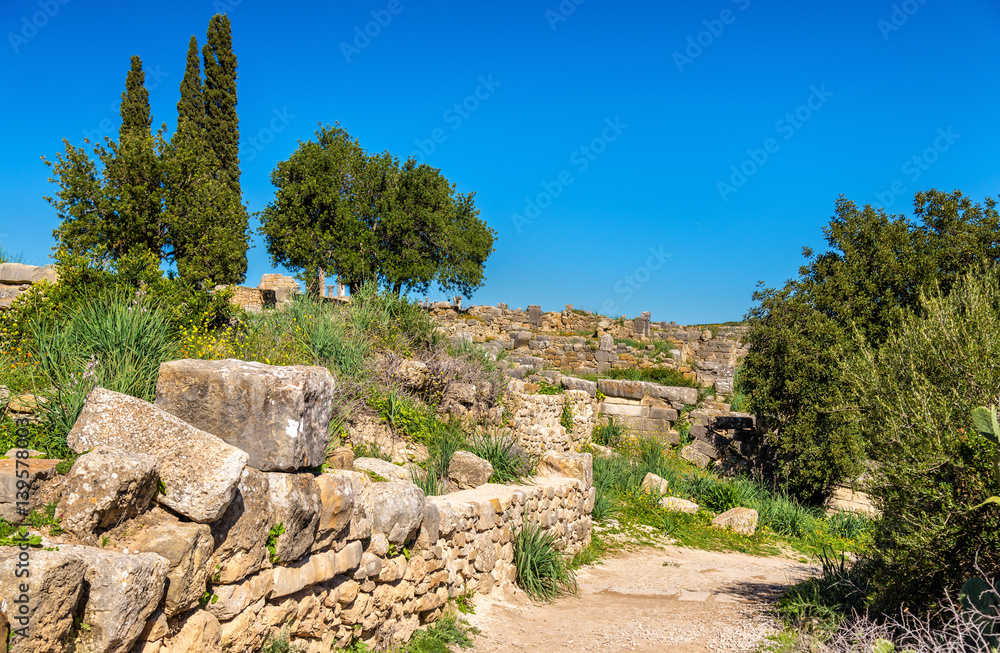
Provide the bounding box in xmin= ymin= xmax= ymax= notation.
xmin=874 ymin=127 xmax=959 ymax=208
xmin=511 ymin=117 xmax=628 ymax=234
xmin=212 ymin=0 xmax=244 ymax=13
xmin=672 ymin=0 xmax=750 ymax=73
xmin=877 ymin=0 xmax=928 ymax=41
xmin=8 ymin=0 xmax=71 ymax=54
xmin=601 ymin=246 xmax=672 ymax=316
xmin=340 ymin=0 xmax=412 ymax=63
xmin=410 ymin=75 xmax=501 ymax=162
xmin=77 ymin=65 xmax=170 ymax=147
xmin=545 ymin=0 xmax=586 ymax=31
xmin=716 ymin=84 xmax=833 ymax=201
xmin=242 ymin=107 xmax=296 ymax=163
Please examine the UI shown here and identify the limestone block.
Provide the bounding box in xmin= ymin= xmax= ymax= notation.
xmin=114 ymin=508 xmax=214 ymax=617
xmin=370 ymin=482 xmax=425 ymax=543
xmin=0 ymin=548 xmax=86 ymax=653
xmin=270 ymin=541 xmax=361 ymax=599
xmin=353 ymin=458 xmax=410 ymax=482
xmin=711 ymin=507 xmax=758 ymax=535
xmin=314 ymin=472 xmax=355 ymax=547
xmin=680 ymin=444 xmax=711 ymax=468
xmin=206 ymin=571 xmax=273 ymax=621
xmin=0 ymin=263 xmax=57 ymax=285
xmin=326 ymin=446 xmax=355 ymax=470
xmin=640 ymin=472 xmax=669 ymax=495
xmin=266 ymin=472 xmax=320 ymax=563
xmin=57 ymin=545 xmax=168 ymax=653
xmin=54 ymin=448 xmax=158 ymax=540
xmin=659 ymin=497 xmax=699 ymax=514
xmin=447 ymin=451 xmax=493 ymax=490
xmin=67 ymin=388 xmax=247 ymax=523
xmin=209 ymin=467 xmax=274 ymax=584
xmin=155 ymin=359 xmax=335 ymax=472
xmin=0 ymin=457 xmax=60 ymax=523
xmin=646 ymin=383 xmax=698 ymax=406
xmin=163 ymin=610 xmax=221 ymax=653
xmin=599 ymin=403 xmax=646 ymax=418
xmin=598 ymin=335 xmax=614 ymax=352
xmin=536 ymin=452 xmax=593 ymax=488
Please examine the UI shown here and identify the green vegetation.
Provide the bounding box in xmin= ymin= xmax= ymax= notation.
xmin=465 ymin=430 xmax=536 ymax=483
xmin=266 ymin=523 xmax=285 ymax=564
xmin=601 ymin=366 xmax=696 ymax=388
xmin=260 ymin=125 xmax=496 ymax=298
xmin=591 ymin=419 xmax=626 ymax=448
xmin=404 ymin=615 xmax=479 ymax=653
xmin=513 ymin=522 xmax=578 ymax=602
xmin=46 ymin=15 xmax=248 ymax=285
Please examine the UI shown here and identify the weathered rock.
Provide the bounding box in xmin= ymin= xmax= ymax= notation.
xmin=659 ymin=497 xmax=699 ymax=514
xmin=0 ymin=264 xmax=57 ymax=285
xmin=314 ymin=472 xmax=355 ymax=548
xmin=680 ymin=444 xmax=711 ymax=468
xmin=446 ymin=382 xmax=476 ymax=404
xmin=6 ymin=395 xmax=45 ymax=415
xmin=0 ymin=457 xmax=60 ymax=523
xmin=641 ymin=472 xmax=669 ymax=495
xmin=598 ymin=335 xmax=614 ymax=352
xmin=370 ymin=482 xmax=425 ymax=544
xmin=58 ymin=545 xmax=168 ymax=653
xmin=326 ymin=446 xmax=354 ymax=470
xmin=164 ymin=610 xmax=221 ymax=653
xmin=354 ymin=457 xmax=410 ymax=482
xmin=647 ymin=384 xmax=699 ymax=406
xmin=447 ymin=451 xmax=493 ymax=490
xmin=537 ymin=451 xmax=593 ymax=488
xmin=67 ymin=388 xmax=247 ymax=523
xmin=113 ymin=508 xmax=215 ymax=617
xmin=560 ymin=376 xmax=597 ymax=397
xmin=209 ymin=467 xmax=274 ymax=584
xmin=393 ymin=360 xmax=430 ymax=390
xmin=266 ymin=472 xmax=320 ymax=563
xmin=155 ymin=359 xmax=335 ymax=471
xmin=55 ymin=447 xmax=158 ymax=540
xmin=0 ymin=548 xmax=86 ymax=653
xmin=205 ymin=571 xmax=273 ymax=622
xmin=711 ymin=507 xmax=758 ymax=535
xmin=471 ymin=532 xmax=497 ymax=572
xmin=270 ymin=541 xmax=362 ymax=598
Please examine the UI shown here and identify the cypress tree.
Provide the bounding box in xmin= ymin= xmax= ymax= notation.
xmin=175 ymin=36 xmax=204 ymax=141
xmin=119 ymin=55 xmax=152 ymax=140
xmin=202 ymin=14 xmax=240 ymax=193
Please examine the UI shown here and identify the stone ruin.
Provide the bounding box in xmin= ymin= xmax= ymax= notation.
xmin=0 ymin=263 xmax=57 ymax=311
xmin=0 ymin=360 xmax=594 ymax=653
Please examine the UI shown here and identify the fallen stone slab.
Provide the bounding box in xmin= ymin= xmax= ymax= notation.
xmin=711 ymin=507 xmax=758 ymax=536
xmin=54 ymin=447 xmax=158 ymax=540
xmin=58 ymin=545 xmax=168 ymax=653
xmin=67 ymin=388 xmax=248 ymax=523
xmin=155 ymin=359 xmax=335 ymax=471
xmin=0 ymin=548 xmax=86 ymax=653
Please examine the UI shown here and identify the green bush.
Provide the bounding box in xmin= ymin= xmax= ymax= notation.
xmin=466 ymin=430 xmax=535 ymax=483
xmin=846 ymin=269 xmax=1000 ymax=612
xmin=513 ymin=522 xmax=577 ymax=602
xmin=592 ymin=419 xmax=627 ymax=448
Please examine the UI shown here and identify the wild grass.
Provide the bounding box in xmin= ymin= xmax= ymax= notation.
xmin=591 ymin=419 xmax=627 ymax=448
xmin=602 ymin=366 xmax=697 ymax=388
xmin=466 ymin=429 xmax=535 ymax=483
xmin=514 ymin=522 xmax=577 ymax=602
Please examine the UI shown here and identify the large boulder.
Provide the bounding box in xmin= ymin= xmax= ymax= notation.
xmin=163 ymin=610 xmax=221 ymax=653
xmin=58 ymin=545 xmax=168 ymax=653
xmin=641 ymin=472 xmax=670 ymax=495
xmin=0 ymin=456 xmax=60 ymax=523
xmin=0 ymin=548 xmax=86 ymax=653
xmin=447 ymin=451 xmax=493 ymax=490
xmin=208 ymin=467 xmax=274 ymax=584
xmin=67 ymin=388 xmax=247 ymax=523
xmin=155 ymin=359 xmax=335 ymax=471
xmin=110 ymin=508 xmax=214 ymax=617
xmin=265 ymin=472 xmax=320 ymax=564
xmin=53 ymin=448 xmax=158 ymax=540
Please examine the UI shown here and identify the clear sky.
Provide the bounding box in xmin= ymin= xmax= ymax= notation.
xmin=2 ymin=0 xmax=998 ymax=323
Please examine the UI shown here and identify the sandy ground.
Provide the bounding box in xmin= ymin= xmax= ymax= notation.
xmin=465 ymin=542 xmax=819 ymax=653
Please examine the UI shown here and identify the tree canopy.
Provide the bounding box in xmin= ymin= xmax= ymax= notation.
xmin=46 ymin=15 xmax=248 ymax=286
xmin=260 ymin=124 xmax=496 ymax=298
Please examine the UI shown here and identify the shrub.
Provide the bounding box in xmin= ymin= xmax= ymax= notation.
xmin=513 ymin=522 xmax=577 ymax=602
xmin=465 ymin=430 xmax=535 ymax=483
xmin=846 ymin=269 xmax=1000 ymax=612
xmin=592 ymin=419 xmax=626 ymax=448
xmin=406 ymin=614 xmax=479 ymax=652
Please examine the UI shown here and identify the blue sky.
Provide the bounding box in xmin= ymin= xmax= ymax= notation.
xmin=2 ymin=0 xmax=998 ymax=323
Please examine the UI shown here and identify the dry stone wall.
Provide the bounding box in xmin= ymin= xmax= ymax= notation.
xmin=0 ymin=263 xmax=57 ymax=311
xmin=0 ymin=360 xmax=593 ymax=653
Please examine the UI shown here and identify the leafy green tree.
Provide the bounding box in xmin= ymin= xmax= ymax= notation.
xmin=202 ymin=14 xmax=240 ymax=194
xmin=175 ymin=36 xmax=204 ymax=140
xmin=740 ymin=190 xmax=1000 ymax=501
xmin=260 ymin=125 xmax=496 ymax=298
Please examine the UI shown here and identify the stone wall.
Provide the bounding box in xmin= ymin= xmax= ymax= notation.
xmin=506 ymin=381 xmax=595 ymax=454
xmin=0 ymin=360 xmax=593 ymax=653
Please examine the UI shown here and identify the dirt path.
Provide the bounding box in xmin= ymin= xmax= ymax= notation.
xmin=466 ymin=542 xmax=819 ymax=652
